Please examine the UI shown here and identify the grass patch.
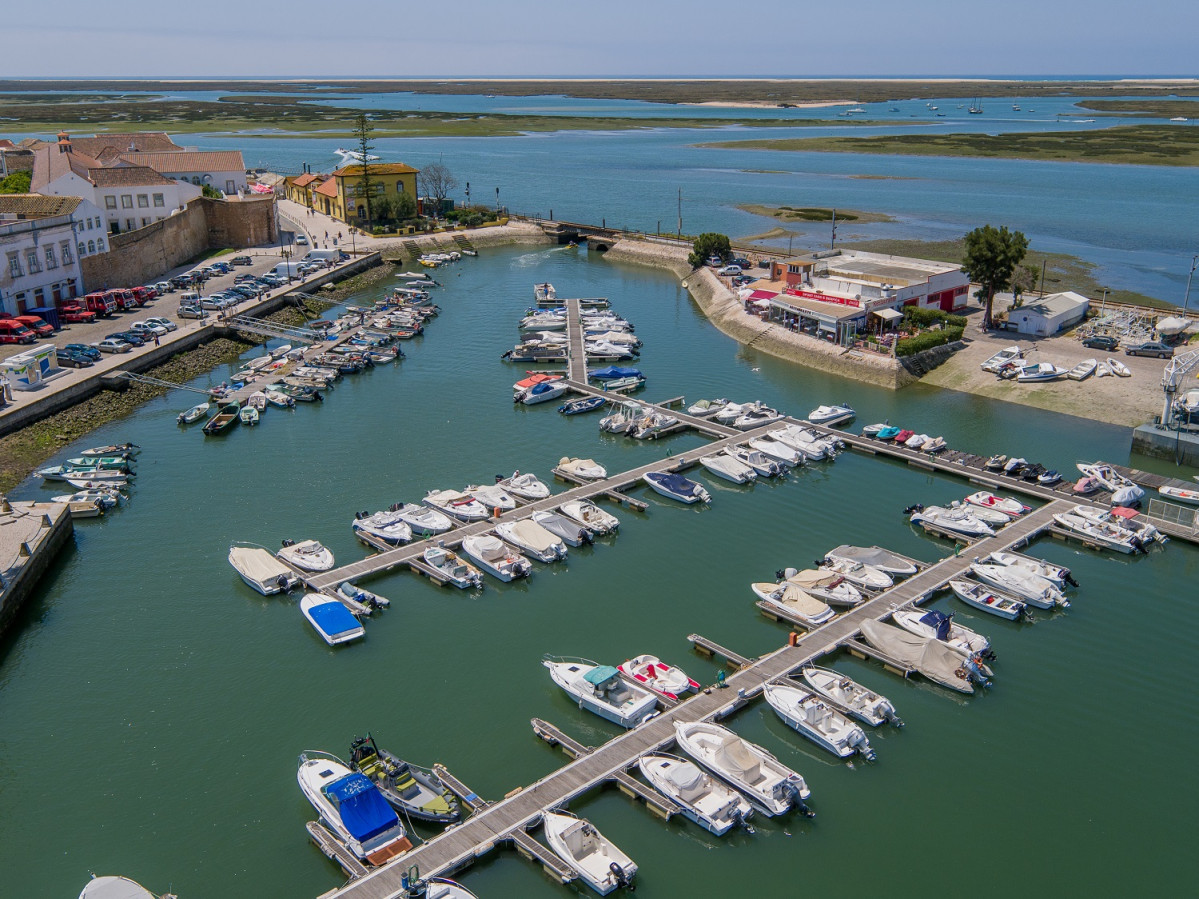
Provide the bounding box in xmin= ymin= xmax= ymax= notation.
xmin=1078 ymin=100 xmax=1199 ymax=118
xmin=698 ymin=124 xmax=1199 ymax=167
xmin=739 ymin=203 xmax=893 ymax=224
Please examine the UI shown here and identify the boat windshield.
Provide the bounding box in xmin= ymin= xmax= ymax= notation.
xmin=584 ymin=665 xmax=621 ymax=688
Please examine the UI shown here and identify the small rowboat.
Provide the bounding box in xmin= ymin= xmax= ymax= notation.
xmin=203 ymin=402 xmax=242 ymax=435
xmin=80 ymin=443 xmax=139 ymax=457
xmin=239 ymin=406 xmax=260 ymax=426
xmin=178 ymin=402 xmax=210 ymax=424
xmin=1159 ymin=484 xmax=1199 ymax=505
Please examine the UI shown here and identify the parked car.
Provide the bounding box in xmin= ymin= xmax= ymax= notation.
xmin=130 ymin=321 xmax=168 ymax=338
xmin=169 ymin=275 xmax=194 ymax=289
xmin=1125 ymin=341 xmax=1174 ymax=358
xmin=717 ymin=265 xmax=743 ymax=276
xmin=144 ymin=317 xmax=177 ymax=332
xmin=177 ymin=305 xmax=206 ymax=319
xmin=1082 ymin=335 xmax=1119 ymax=351
xmin=234 ymin=273 xmax=257 ymax=284
xmin=60 ymin=304 xmax=97 ymax=324
xmin=107 ymin=330 xmax=146 ymax=347
xmin=153 ymin=281 xmax=173 ymax=294
xmin=199 ymin=296 xmax=233 ymax=311
xmin=295 ymin=234 xmax=309 ymax=245
xmin=96 ymin=338 xmax=132 ymax=354
xmin=0 ymin=321 xmax=37 ymax=344
xmin=64 ymin=343 xmax=103 ymax=361
xmin=231 ymin=255 xmax=253 ymax=266
xmin=730 ymin=257 xmax=750 ymax=268
xmin=56 ymin=348 xmax=94 ymax=368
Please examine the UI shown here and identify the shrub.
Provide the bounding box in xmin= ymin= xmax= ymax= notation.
xmin=896 ymin=326 xmax=964 ymax=357
xmin=902 ymin=306 xmax=966 ymax=328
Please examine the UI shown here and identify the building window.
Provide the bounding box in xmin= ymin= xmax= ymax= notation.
xmin=33 ymin=287 xmax=44 ymax=305
xmin=153 ymin=193 xmax=164 ymax=207
xmin=121 ymin=195 xmax=133 ymax=208
xmin=78 ymin=242 xmax=86 ymax=257
xmin=156 ymin=216 xmax=164 ymax=222
xmin=7 ymin=253 xmax=21 ymax=278
xmin=45 ymin=246 xmax=57 ymax=269
xmin=141 ymin=217 xmax=151 ymax=227
xmin=397 ymin=182 xmax=405 ymax=193
xmin=60 ymin=241 xmax=73 ymax=264
xmin=192 ymin=176 xmax=200 ymax=185
xmin=105 ymin=196 xmax=117 ymax=210
xmin=87 ymin=240 xmax=95 ymax=253
xmin=26 ymin=250 xmax=41 ymax=273
xmin=137 ymin=194 xmax=149 ymax=207
xmin=97 ymin=238 xmax=105 ymax=251
xmin=126 ymin=218 xmax=136 ymax=232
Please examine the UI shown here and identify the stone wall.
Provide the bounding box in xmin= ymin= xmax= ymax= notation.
xmin=80 ymin=196 xmax=277 ymax=291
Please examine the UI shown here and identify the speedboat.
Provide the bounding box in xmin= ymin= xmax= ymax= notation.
xmin=348 ymin=735 xmax=460 ymax=824
xmin=297 ymin=751 xmax=413 ymax=865
xmin=909 ymin=504 xmax=996 ymax=538
xmin=687 ymin=398 xmax=728 ymax=418
xmin=461 ymin=535 xmax=531 ymax=581
xmin=732 ymin=402 xmax=783 ymax=430
xmin=819 ymin=557 xmax=893 ymax=591
xmin=494 ymin=519 xmax=568 ymax=562
xmin=763 ymin=681 xmax=875 ymax=760
xmin=637 ymin=754 xmax=754 ymax=836
xmin=589 ymin=365 xmax=643 ymax=382
xmin=712 ymin=401 xmax=747 ymax=424
xmin=1015 ymin=362 xmax=1068 ymax=382
xmin=808 ymin=403 xmax=855 ymax=426
xmin=1067 ymin=358 xmax=1097 ymax=380
xmin=969 ymin=562 xmax=1069 ymax=609
xmin=892 ymin=608 xmax=991 ymax=657
xmin=277 ymin=539 xmax=335 ymax=572
xmin=904 ymin=433 xmax=930 ymax=450
xmin=947 ymin=578 xmax=1028 ymax=620
xmin=559 ymin=396 xmax=606 ymax=415
xmin=51 ymin=487 xmax=121 ymax=508
xmin=337 ymin=581 xmax=390 ymax=612
xmin=746 ymin=436 xmax=802 ymax=467
xmin=699 ymin=452 xmax=757 ymax=484
xmin=542 ymin=656 xmax=658 ymax=728
xmin=673 ymin=721 xmax=811 ymax=817
xmin=964 ymin=491 xmax=1028 ymax=517
xmin=643 ymin=471 xmax=710 ymax=504
xmin=599 ymin=402 xmax=643 ymax=434
xmin=300 ymin=593 xmax=365 ymax=646
xmin=499 ymin=471 xmax=551 ymax=500
xmin=542 ymin=811 xmax=637 ymax=896
xmin=859 ymin=620 xmax=988 ymax=694
xmin=983 ymin=550 xmax=1075 ymax=590
xmin=178 ymin=402 xmax=210 ymax=424
xmin=751 ymin=582 xmax=836 ymax=627
xmin=772 ymin=423 xmax=830 ymax=460
xmin=424 ymin=489 xmax=491 ymax=522
xmin=1076 ymin=462 xmax=1136 ymax=493
xmin=423 ymin=545 xmax=484 ymax=588
xmin=516 ymin=380 xmax=569 ymax=404
xmin=532 ymin=510 xmax=593 ymax=546
xmin=823 ymin=545 xmax=917 ymax=577
xmin=228 ymin=543 xmax=298 ymax=595
xmin=776 ymin=568 xmax=863 ymax=607
xmin=618 ymin=654 xmax=699 ymax=699
xmin=239 ymin=405 xmax=259 ymax=426
xmin=557 ymin=457 xmax=607 ymax=480
xmin=630 ymin=410 xmax=678 ymax=439
xmin=1052 ymin=510 xmax=1145 ymax=554
xmin=1070 ymin=504 xmax=1164 ymax=544
xmin=353 ymin=510 xmax=413 ymax=546
xmin=558 ymin=499 xmax=620 ymax=535
xmin=77 ymin=876 xmax=165 ymax=899
xmin=729 ymin=446 xmax=783 ymax=477
xmin=800 ymin=665 xmax=902 ymax=727
xmin=512 ymin=372 xmax=564 ymax=392
xmin=465 ymin=483 xmax=517 ymax=514
xmin=392 ymin=502 xmax=455 ymax=535
xmin=951 ymin=499 xmax=1010 ymax=527
xmin=79 ymin=442 xmax=138 ymax=457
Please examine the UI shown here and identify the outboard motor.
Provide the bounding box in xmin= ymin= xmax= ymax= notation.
xmin=608 ymin=862 xmax=630 ymax=890
xmin=1064 ymin=571 xmax=1080 ymax=588
xmin=730 ymin=807 xmax=755 ymax=834
xmin=281 ymin=538 xmax=295 ymax=548
xmin=903 ymin=503 xmax=925 ymax=516
xmin=783 ymin=781 xmax=815 ymax=818
xmin=355 ymin=510 xmax=369 ymax=520
xmin=389 ymin=502 xmax=402 ymax=512
xmin=963 ymin=656 xmax=992 ymax=688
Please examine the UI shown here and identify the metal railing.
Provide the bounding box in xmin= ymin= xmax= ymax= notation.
xmin=1146 ymin=497 xmax=1199 ymax=534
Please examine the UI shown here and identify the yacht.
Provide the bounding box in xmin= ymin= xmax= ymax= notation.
xmin=542 ymin=811 xmax=637 ymax=896
xmin=297 ymin=751 xmax=413 ymax=865
xmin=423 ymin=545 xmax=484 ymax=589
xmin=461 ymin=535 xmax=532 ymax=581
xmin=228 ymin=543 xmax=299 ymax=595
xmin=353 ymin=510 xmax=414 ymax=546
xmin=494 ymin=519 xmax=568 ymax=562
xmin=558 ymin=499 xmax=620 ymax=535
xmin=762 ymin=681 xmax=875 ymax=760
xmin=673 ymin=721 xmax=811 ymax=817
xmin=542 ymin=656 xmax=658 ymax=728
xmin=637 ymin=754 xmax=754 ymax=836
xmin=698 ymin=452 xmax=757 ymax=484
xmin=800 ymin=665 xmax=902 ymax=727
xmin=423 ymin=489 xmax=491 ymax=522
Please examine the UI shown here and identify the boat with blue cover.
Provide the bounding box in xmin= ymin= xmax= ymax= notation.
xmin=515 ymin=379 xmax=568 ymax=404
xmin=300 ymin=593 xmax=365 ymax=646
xmin=643 ymin=471 xmax=711 ymax=504
xmin=559 ymin=396 xmax=606 ymax=415
xmin=297 ymin=751 xmax=412 ymax=865
xmin=588 ymin=365 xmax=643 ymax=381
xmin=875 ymin=425 xmax=901 ymax=441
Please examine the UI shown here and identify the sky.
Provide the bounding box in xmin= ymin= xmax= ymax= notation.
xmin=3 ymin=0 xmax=1197 ymax=79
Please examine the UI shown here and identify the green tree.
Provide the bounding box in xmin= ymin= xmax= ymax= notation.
xmin=688 ymin=232 xmax=732 ymax=269
xmin=373 ymin=194 xmax=395 ymax=226
xmin=961 ymin=224 xmax=1030 ymax=329
xmin=395 ymin=191 xmax=417 ymax=221
xmin=0 ymin=171 xmax=32 ymax=193
xmin=200 ymin=183 xmax=222 ymax=199
xmin=353 ymin=113 xmax=376 ymax=229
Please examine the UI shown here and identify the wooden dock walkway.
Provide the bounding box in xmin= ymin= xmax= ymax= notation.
xmin=562 ymin=379 xmax=740 ymax=438
xmin=564 ymin=299 xmax=587 ymax=382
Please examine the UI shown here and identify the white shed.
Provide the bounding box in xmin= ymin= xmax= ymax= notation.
xmin=1011 ymin=291 xmax=1090 ymax=337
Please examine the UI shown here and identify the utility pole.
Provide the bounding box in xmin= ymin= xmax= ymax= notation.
xmin=677 ymin=188 xmax=682 ymax=241
xmin=830 ymin=209 xmax=837 ymax=249
xmin=1184 ymin=254 xmax=1198 ymax=312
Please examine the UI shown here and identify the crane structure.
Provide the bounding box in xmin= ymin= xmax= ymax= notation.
xmin=1160 ymin=348 xmax=1199 ymax=426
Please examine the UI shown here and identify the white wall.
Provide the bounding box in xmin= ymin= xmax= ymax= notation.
xmin=96 ymin=181 xmax=202 ymax=234
xmin=0 ymin=215 xmax=83 ymax=314
xmin=169 ymin=169 xmax=247 ymax=195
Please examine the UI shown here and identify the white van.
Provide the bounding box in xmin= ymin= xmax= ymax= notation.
xmin=179 ymin=291 xmax=201 ymax=304
xmin=304 ymin=249 xmax=339 ymax=264
xmin=273 ymin=262 xmax=303 ymax=278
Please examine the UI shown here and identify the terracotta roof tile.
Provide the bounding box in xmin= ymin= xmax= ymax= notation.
xmin=314 ymin=177 xmax=339 ymax=198
xmin=67 ymin=132 xmax=183 ymax=156
xmin=119 ymin=150 xmax=246 ymax=174
xmin=88 ymin=165 xmax=177 ymax=188
xmin=0 ymin=193 xmax=83 ymax=218
xmin=333 ymin=162 xmax=419 ymax=177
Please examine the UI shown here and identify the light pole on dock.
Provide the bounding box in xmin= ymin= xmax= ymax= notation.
xmin=1184 ymin=255 xmax=1198 ymax=313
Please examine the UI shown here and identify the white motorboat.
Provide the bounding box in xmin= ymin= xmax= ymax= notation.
xmin=419 ymin=878 xmax=480 ymax=899
xmin=353 ymin=510 xmax=413 ymax=546
xmin=904 ymin=433 xmax=930 ymax=450
xmin=337 ymin=581 xmax=390 ymax=612
xmin=263 ymin=388 xmax=295 ymax=408
xmin=712 ymin=401 xmax=747 ymax=424
xmin=542 ymin=656 xmax=658 ymax=728
xmin=618 ymin=654 xmax=699 ymax=699
xmin=1159 ymin=484 xmax=1199 ymax=505
xmin=746 ymin=436 xmax=802 ymax=467
xmin=923 ymin=436 xmax=947 ymax=453
xmin=177 ymin=402 xmax=210 ymax=424
xmin=1067 ymin=358 xmax=1097 ymax=380
xmin=824 ymin=545 xmax=917 ymax=577
xmin=698 ymin=452 xmax=757 ymax=484
xmin=861 ymin=421 xmax=891 ymax=437
xmin=297 ymin=752 xmax=412 ymax=865
xmin=424 ymin=489 xmax=491 ymax=522
xmin=969 ymin=562 xmax=1069 ymax=609
xmin=461 ymin=535 xmax=532 ymax=581
xmin=516 ymin=380 xmax=569 ymax=404
xmin=751 ymin=582 xmax=835 ymax=627
xmin=909 ymin=504 xmax=996 ymax=538
xmin=859 ymin=620 xmax=987 ymax=694
xmin=772 ymin=423 xmax=829 ymax=460
xmin=687 ymin=398 xmax=728 ymax=418
xmin=730 ymin=446 xmax=783 ymax=477
xmin=598 ymin=401 xmax=643 ymax=434
xmin=983 ymin=550 xmax=1075 ymax=590
xmin=277 ymin=539 xmax=335 ymax=572
xmin=819 ymin=557 xmax=893 ymax=591
xmin=465 ymin=483 xmax=517 ymax=513
xmin=542 ymin=812 xmax=637 ymax=896
xmin=1015 ymin=361 xmax=1068 ymax=382
xmin=1075 ymin=462 xmax=1137 ymax=493
xmin=732 ymin=402 xmax=783 ymax=430
xmin=62 ymin=474 xmax=130 ymax=490
xmin=51 ymin=487 xmax=121 ymax=509
xmin=964 ymin=491 xmax=1028 ymax=517
xmin=228 ymin=543 xmax=298 ymax=595
xmin=777 ymin=568 xmax=864 ymax=607
xmin=1069 ymin=504 xmax=1164 ymax=544
xmin=494 ymin=519 xmax=567 ymax=562
xmin=557 ymin=457 xmax=607 ymax=480
xmin=947 ymin=578 xmax=1028 ymax=620
xmin=499 ymin=471 xmax=551 ymax=500
xmin=637 ymin=754 xmax=754 ymax=836
xmin=300 ymin=593 xmax=366 ymax=646
xmin=673 ymin=721 xmax=811 ymax=817
xmin=808 ymin=403 xmax=855 ymax=426
xmin=1051 ymin=510 xmax=1143 ymax=554
xmin=800 ymin=665 xmax=902 ymax=727
xmin=532 ymin=510 xmax=593 ymax=546
xmin=392 ymin=502 xmax=455 ymax=535
xmin=643 ymin=471 xmax=710 ymax=504
xmin=630 ymin=410 xmax=678 ymax=439
xmin=558 ymin=499 xmax=620 ymax=535
xmin=1108 ymin=357 xmax=1131 ymax=377
xmin=951 ymin=499 xmax=1011 ymax=526
xmin=423 ymin=545 xmax=484 ymax=589
xmin=980 ymin=345 xmax=1023 ymax=372
xmin=892 ymin=608 xmax=991 ymax=656
xmin=763 ymin=681 xmax=875 ymax=760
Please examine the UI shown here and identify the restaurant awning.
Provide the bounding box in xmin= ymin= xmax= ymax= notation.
xmin=871 ymin=307 xmax=904 ymax=322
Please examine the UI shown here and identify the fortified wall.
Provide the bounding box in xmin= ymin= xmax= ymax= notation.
xmin=80 ymin=196 xmax=277 ymax=291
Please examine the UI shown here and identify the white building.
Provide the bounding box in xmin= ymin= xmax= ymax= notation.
xmin=771 ymin=250 xmax=971 ymax=312
xmin=0 ymin=212 xmax=84 ymax=314
xmin=117 ymin=150 xmax=247 ymax=196
xmin=0 ymin=194 xmax=110 ymax=263
xmin=1009 ymin=291 xmax=1090 ymax=337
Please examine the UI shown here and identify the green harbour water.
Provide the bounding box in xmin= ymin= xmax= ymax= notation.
xmin=2 ymin=246 xmax=1196 ymax=897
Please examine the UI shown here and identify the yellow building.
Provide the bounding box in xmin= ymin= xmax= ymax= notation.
xmin=311 ymin=163 xmax=419 ymax=224
xmin=284 ymin=172 xmax=325 ymax=207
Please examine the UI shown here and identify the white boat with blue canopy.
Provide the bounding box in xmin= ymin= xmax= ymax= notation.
xmin=542 ymin=656 xmax=658 ymax=728
xmin=643 ymin=471 xmax=710 ymax=504
xmin=301 ymin=594 xmax=365 ymax=646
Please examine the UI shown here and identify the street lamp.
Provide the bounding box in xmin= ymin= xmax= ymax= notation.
xmin=1184 ymin=255 xmax=1198 ymax=313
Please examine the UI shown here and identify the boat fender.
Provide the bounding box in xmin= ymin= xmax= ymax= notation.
xmin=788 ymin=632 xmax=799 ymax=647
